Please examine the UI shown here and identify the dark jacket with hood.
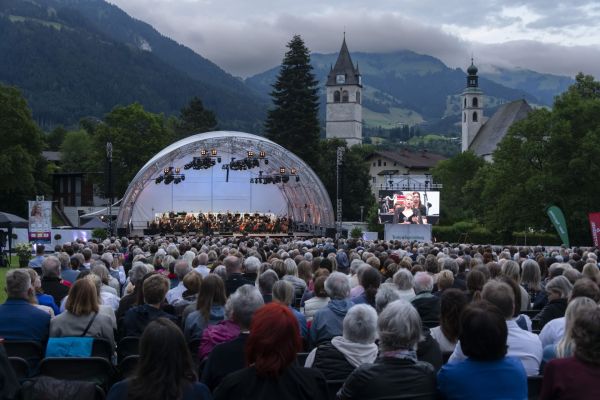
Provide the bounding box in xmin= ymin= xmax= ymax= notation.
xmin=123 ymin=303 xmax=177 ymax=337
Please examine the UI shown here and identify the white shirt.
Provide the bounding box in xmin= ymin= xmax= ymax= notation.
xmin=194 ymin=265 xmax=210 ymax=277
xmin=430 ymin=326 xmax=457 ymax=353
xmin=100 ymin=291 xmax=120 ymax=311
xmin=449 ymin=319 xmax=543 ymax=376
xmin=539 ymin=317 xmax=565 ymax=347
xmin=166 ymin=282 xmax=185 ymax=305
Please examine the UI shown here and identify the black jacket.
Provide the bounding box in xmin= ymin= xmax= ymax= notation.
xmin=411 ymin=293 xmax=440 ymax=327
xmin=201 ymin=333 xmax=248 ymax=391
xmin=337 ymin=357 xmax=437 ymax=400
xmin=533 ymin=298 xmax=568 ymax=329
xmin=313 ymin=341 xmax=355 ymax=380
xmin=41 ymin=276 xmax=70 ymax=307
xmin=123 ymin=304 xmax=178 ymax=337
xmin=224 ymin=274 xmax=254 ymax=297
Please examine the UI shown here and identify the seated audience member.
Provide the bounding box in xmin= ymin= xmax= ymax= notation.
xmin=437 ymin=301 xmax=527 ymax=400
xmin=91 ymin=262 xmax=120 ymax=311
xmin=84 ymin=274 xmax=117 ymax=330
xmin=543 ymin=297 xmax=597 ymax=362
xmin=500 ymin=260 xmax=530 ymax=311
xmin=282 ymin=258 xmax=307 ymax=299
xmin=0 ymin=269 xmax=51 ymax=342
xmin=199 ymin=285 xmax=264 ymax=360
xmin=305 ymin=304 xmax=378 ymax=380
xmin=272 ymin=281 xmax=308 ymax=340
xmin=498 ymin=276 xmax=533 ymax=331
xmin=166 ymin=260 xmax=192 ymax=305
xmin=337 ymin=300 xmax=437 ymax=400
xmin=174 ymin=272 xmax=202 ymax=314
xmin=184 ymin=274 xmax=227 ymax=342
xmin=448 ymin=280 xmax=543 ymax=376
xmin=349 ymin=264 xmax=369 ymax=298
xmin=392 ymin=269 xmax=416 ymax=302
xmin=411 ymin=272 xmax=440 ymax=326
xmin=61 ymin=256 xmax=81 ymax=284
xmin=351 ymin=267 xmax=381 ymax=308
xmin=375 ymin=283 xmax=401 ymax=313
xmin=194 ymin=253 xmax=211 ymax=277
xmin=107 ymin=318 xmax=211 ymax=400
xmin=41 ymin=256 xmax=70 ymax=307
xmin=243 ymin=256 xmax=261 ymax=282
xmin=303 ymin=276 xmax=330 ymax=321
xmin=28 ymin=244 xmax=46 ymax=272
xmin=224 ymin=256 xmax=254 ymax=296
xmin=521 ymin=259 xmax=546 ymax=309
xmin=431 ymin=289 xmax=468 ymax=353
xmin=123 ymin=274 xmax=177 ymax=337
xmin=200 ymin=284 xmax=262 ymax=391
xmin=26 ymin=268 xmax=59 ymax=316
xmin=539 ymin=278 xmax=600 ymax=347
xmin=310 ymin=272 xmax=354 ymax=347
xmin=258 ymin=270 xmax=279 ymax=304
xmin=434 ymin=270 xmax=454 ymax=296
xmin=533 ymin=275 xmax=572 ymax=329
xmin=50 ymin=276 xmax=115 ymax=350
xmin=465 ymin=269 xmax=486 ymax=302
xmin=214 ymin=303 xmax=329 ymax=400
xmin=116 ymin=263 xmax=148 ymax=323
xmin=540 ymin=305 xmax=600 ymax=400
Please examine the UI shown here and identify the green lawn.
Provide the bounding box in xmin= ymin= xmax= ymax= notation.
xmin=0 ymin=256 xmax=19 ymax=303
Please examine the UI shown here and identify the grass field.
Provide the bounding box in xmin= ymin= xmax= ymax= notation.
xmin=1 ymin=256 xmax=19 ymax=303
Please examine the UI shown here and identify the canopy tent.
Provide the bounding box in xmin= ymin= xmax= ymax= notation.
xmin=0 ymin=211 xmax=29 ymax=264
xmin=116 ymin=131 xmax=334 ymax=232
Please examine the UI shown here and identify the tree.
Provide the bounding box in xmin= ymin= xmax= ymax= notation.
xmin=46 ymin=126 xmax=67 ymax=151
xmin=60 ymin=130 xmax=96 ymax=173
xmin=92 ymin=103 xmax=175 ymax=196
xmin=265 ymin=35 xmax=321 ymax=168
xmin=475 ymin=73 xmax=600 ymax=244
xmin=174 ymin=97 xmax=217 ymax=139
xmin=0 ymin=84 xmax=48 ymax=216
xmin=431 ymin=151 xmax=485 ymax=223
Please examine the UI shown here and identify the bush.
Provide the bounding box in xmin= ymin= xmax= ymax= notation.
xmin=433 ymin=221 xmax=561 ymax=246
xmin=350 ymin=227 xmax=363 ymax=239
xmin=92 ymin=228 xmax=108 ymax=241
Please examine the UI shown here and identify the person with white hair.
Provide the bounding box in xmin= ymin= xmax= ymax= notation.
xmin=533 ymin=276 xmax=573 ymax=329
xmin=243 ymin=256 xmax=261 ymax=282
xmin=282 ymin=258 xmax=307 ymax=299
xmin=392 ymin=269 xmax=416 ymax=302
xmin=194 ymin=253 xmax=210 ymax=277
xmin=166 ymin=260 xmax=192 ymax=305
xmin=411 ymin=271 xmax=440 ymax=326
xmin=309 ymin=272 xmax=354 ymax=347
xmin=41 ymin=256 xmax=70 ymax=307
xmin=305 ymin=304 xmax=378 ymax=380
xmin=375 ymin=283 xmax=402 ymax=313
xmin=337 ymin=300 xmax=437 ymax=399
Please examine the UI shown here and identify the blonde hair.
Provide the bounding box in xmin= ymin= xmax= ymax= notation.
xmin=556 ymin=297 xmax=597 ymax=358
xmin=66 ymin=276 xmax=99 ymax=316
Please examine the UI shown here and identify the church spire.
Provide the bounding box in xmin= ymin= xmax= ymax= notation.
xmin=327 ymin=36 xmax=360 ymax=86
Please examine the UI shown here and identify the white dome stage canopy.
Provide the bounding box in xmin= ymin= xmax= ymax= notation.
xmin=116 ymin=131 xmax=334 ymax=232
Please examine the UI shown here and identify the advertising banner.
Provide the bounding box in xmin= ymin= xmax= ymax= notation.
xmin=384 ymin=224 xmax=432 ymax=242
xmin=546 ymin=205 xmax=570 ymax=248
xmin=28 ymin=200 xmax=52 ymax=242
xmin=588 ymin=212 xmax=600 ymax=247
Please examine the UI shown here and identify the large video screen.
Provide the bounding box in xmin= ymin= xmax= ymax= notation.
xmin=378 ymin=190 xmax=440 ymax=225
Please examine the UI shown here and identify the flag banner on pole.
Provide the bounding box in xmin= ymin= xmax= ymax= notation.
xmin=546 ymin=205 xmax=570 ymax=248
xmin=588 ymin=212 xmax=600 ymax=247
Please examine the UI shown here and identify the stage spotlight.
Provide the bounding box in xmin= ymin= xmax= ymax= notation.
xmin=290 ymin=168 xmax=297 ymax=175
xmin=211 ymin=149 xmax=217 ymax=156
xmin=175 ymin=167 xmax=181 ymax=174
xmin=250 ymin=178 xmax=254 ymax=183
xmin=296 ymin=176 xmax=300 ymax=182
xmin=217 ymin=157 xmax=221 ymax=163
xmin=155 ymin=176 xmax=164 ymax=184
xmin=201 ymin=149 xmax=208 ymax=156
xmin=264 ymin=159 xmax=269 ymax=165
xmin=247 ymin=150 xmax=255 ymax=157
xmin=279 ymin=167 xmax=286 ymax=174
xmin=259 ymin=151 xmax=266 ymax=158
xmin=282 ymin=175 xmax=289 ymax=183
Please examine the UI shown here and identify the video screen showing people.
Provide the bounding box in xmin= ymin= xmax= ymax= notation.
xmin=378 ymin=190 xmax=440 ymax=225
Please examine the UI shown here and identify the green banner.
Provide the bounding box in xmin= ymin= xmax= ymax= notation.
xmin=546 ymin=205 xmax=570 ymax=247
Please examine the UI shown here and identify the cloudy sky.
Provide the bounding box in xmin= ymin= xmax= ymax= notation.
xmin=109 ymin=0 xmax=600 ymax=79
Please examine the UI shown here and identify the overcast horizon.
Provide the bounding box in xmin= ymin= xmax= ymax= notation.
xmin=109 ymin=0 xmax=600 ymax=79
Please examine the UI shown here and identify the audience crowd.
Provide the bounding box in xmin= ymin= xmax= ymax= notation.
xmin=1 ymin=235 xmax=600 ymax=399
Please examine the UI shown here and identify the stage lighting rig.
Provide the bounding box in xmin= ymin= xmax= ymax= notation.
xmin=155 ymin=166 xmax=185 ymax=185
xmin=184 ymin=149 xmax=221 ymax=170
xmin=251 ymin=168 xmax=300 ymax=185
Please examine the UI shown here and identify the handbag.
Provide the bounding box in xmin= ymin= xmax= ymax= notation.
xmin=45 ymin=313 xmax=98 ymax=358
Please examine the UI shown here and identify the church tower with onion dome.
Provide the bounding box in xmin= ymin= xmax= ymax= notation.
xmin=461 ymin=59 xmax=484 ymax=152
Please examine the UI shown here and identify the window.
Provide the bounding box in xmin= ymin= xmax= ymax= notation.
xmin=464 ymin=98 xmax=466 ymax=107
xmin=356 ymin=91 xmax=361 ymax=104
xmin=463 ymin=112 xmax=466 ymax=122
xmin=372 ymin=162 xmax=376 ymax=167
xmin=334 ymin=90 xmax=341 ymax=103
xmin=383 ymin=162 xmax=387 ymax=166
xmin=472 ymin=97 xmax=478 ymax=107
xmin=378 ymin=159 xmax=381 ymax=167
xmin=473 ymin=111 xmax=478 ymax=122
xmin=342 ymin=90 xmax=349 ymax=102
xmin=372 ymin=176 xmax=376 ymax=183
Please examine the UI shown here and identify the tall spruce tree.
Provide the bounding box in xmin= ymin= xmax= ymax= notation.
xmin=265 ymin=35 xmax=321 ymax=168
xmin=175 ymin=97 xmax=218 ymax=139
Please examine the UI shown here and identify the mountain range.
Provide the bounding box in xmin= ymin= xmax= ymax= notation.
xmin=0 ymin=0 xmax=574 ymax=135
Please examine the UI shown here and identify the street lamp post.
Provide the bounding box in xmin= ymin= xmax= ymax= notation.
xmin=336 ymin=147 xmax=345 ymax=238
xmin=106 ymin=142 xmax=113 ymax=237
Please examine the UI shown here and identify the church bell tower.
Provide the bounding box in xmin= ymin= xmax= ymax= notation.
xmin=461 ymin=59 xmax=483 ymax=152
xmin=326 ymin=36 xmax=362 ymax=146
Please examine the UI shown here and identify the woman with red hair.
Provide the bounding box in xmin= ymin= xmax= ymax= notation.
xmin=214 ymin=303 xmax=329 ymax=399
